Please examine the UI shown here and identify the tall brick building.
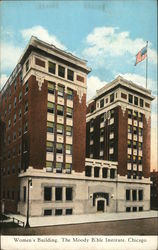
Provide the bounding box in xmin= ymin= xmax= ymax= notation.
xmin=0 ymin=37 xmax=154 ymax=217
xmin=86 ymin=76 xmax=154 ymax=179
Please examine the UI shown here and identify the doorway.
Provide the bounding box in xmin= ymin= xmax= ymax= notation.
xmin=97 ymin=200 xmax=105 ymax=212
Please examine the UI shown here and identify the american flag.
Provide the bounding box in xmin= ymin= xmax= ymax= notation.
xmin=135 ymin=44 xmax=148 ymax=66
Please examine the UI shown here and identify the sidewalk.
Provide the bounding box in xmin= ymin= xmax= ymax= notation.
xmin=6 ymin=210 xmax=158 ymax=227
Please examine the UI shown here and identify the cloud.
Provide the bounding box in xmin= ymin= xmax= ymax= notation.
xmin=21 ymin=26 xmax=66 ymax=50
xmin=83 ymin=26 xmax=157 ymax=67
xmin=0 ymin=74 xmax=8 ymax=90
xmin=1 ymin=43 xmax=23 ymax=72
xmin=87 ymin=75 xmax=107 ymax=100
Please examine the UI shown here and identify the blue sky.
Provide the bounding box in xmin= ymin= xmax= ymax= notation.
xmin=0 ymin=0 xmax=157 ymax=169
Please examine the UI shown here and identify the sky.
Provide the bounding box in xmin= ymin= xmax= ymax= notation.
xmin=0 ymin=0 xmax=157 ymax=170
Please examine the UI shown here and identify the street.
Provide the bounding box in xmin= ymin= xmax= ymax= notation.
xmin=1 ymin=218 xmax=158 ymax=235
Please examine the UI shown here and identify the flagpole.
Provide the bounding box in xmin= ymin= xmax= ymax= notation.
xmin=146 ymin=41 xmax=148 ymax=89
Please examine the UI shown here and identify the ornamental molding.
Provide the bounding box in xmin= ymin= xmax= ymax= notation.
xmin=35 ymin=72 xmax=45 ymax=91
xmin=120 ymin=104 xmax=127 ymax=116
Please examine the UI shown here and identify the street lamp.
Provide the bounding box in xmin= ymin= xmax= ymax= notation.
xmin=25 ymin=178 xmax=32 ymax=228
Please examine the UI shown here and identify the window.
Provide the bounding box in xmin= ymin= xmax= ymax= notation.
xmin=13 ymin=148 xmax=16 ymax=157
xmin=126 ymin=207 xmax=131 ymax=212
xmin=58 ymin=86 xmax=64 ymax=97
xmin=24 ymin=121 xmax=28 ymax=133
xmin=100 ymin=128 xmax=104 ymax=137
xmin=133 ymin=141 xmax=137 ymax=149
xmin=127 ymin=154 xmax=132 ymax=163
xmin=128 ymin=140 xmax=132 ymax=148
xmin=57 ymin=124 xmax=64 ymax=135
xmin=8 ymin=135 xmax=11 ymax=144
xmin=14 ymin=97 xmax=17 ymax=108
xmin=8 ymin=104 xmax=11 ymax=113
xmin=100 ymin=114 xmax=104 ymax=123
xmin=8 ymin=119 xmax=11 ymax=128
xmin=77 ymin=75 xmax=84 ymax=83
xmin=138 ymin=156 xmax=142 ymax=165
xmin=110 ymin=93 xmax=114 ymax=103
xmin=44 ymin=187 xmax=52 ymax=201
xmin=46 ymin=161 xmax=53 ymax=171
xmin=110 ymin=169 xmax=115 ymax=179
xmin=121 ymin=93 xmax=127 ymax=99
xmin=12 ymin=165 xmax=15 ymax=174
xmin=65 ymin=163 xmax=72 ymax=174
xmin=48 ymin=81 xmax=55 ymax=94
xmin=134 ymin=96 xmax=138 ymax=106
xmin=35 ymin=57 xmax=45 ymax=67
xmin=66 ymin=209 xmax=72 ymax=215
xmin=139 ymin=113 xmax=143 ymax=122
xmin=19 ymin=128 xmax=22 ymax=137
xmin=94 ymin=167 xmax=100 ymax=178
xmin=58 ymin=65 xmax=65 ymax=78
xmin=47 ymin=121 xmax=54 ymax=133
xmin=126 ymin=190 xmax=130 ymax=201
xmin=57 ymin=105 xmax=64 ymax=116
xmin=14 ymin=113 xmax=16 ymax=124
xmin=23 ymin=186 xmax=26 ymax=202
xmin=66 ymin=126 xmax=72 ymax=136
xmin=138 ymin=190 xmax=143 ymax=201
xmin=13 ymin=132 xmax=16 ymax=141
xmin=7 ymin=166 xmax=10 ymax=174
xmin=85 ymin=166 xmax=92 ymax=177
xmin=132 ymin=190 xmax=137 ymax=201
xmin=46 ymin=141 xmax=54 ymax=152
xmin=133 ymin=111 xmax=138 ymax=120
xmin=44 ymin=209 xmax=52 ymax=216
xmin=133 ymin=155 xmax=137 ymax=164
xmin=128 ymin=110 xmax=132 ymax=119
xmin=67 ymin=89 xmax=73 ymax=100
xmin=66 ymin=107 xmax=73 ymax=118
xmin=56 ymin=162 xmax=63 ymax=173
xmin=102 ymin=168 xmax=107 ymax=178
xmin=128 ymin=94 xmax=133 ymax=104
xmin=145 ymin=102 xmax=150 ymax=108
xmin=55 ymin=187 xmax=62 ymax=201
xmin=100 ymin=99 xmax=104 ymax=108
xmin=24 ymin=101 xmax=28 ymax=113
xmin=139 ymin=207 xmax=143 ymax=211
xmin=47 ymin=102 xmax=54 ymax=113
xmin=67 ymin=69 xmax=74 ymax=81
xmin=66 ymin=187 xmax=73 ymax=201
xmin=90 ymin=119 xmax=94 ymax=127
xmin=133 ymin=126 xmax=138 ymax=135
xmin=55 ymin=209 xmax=62 ymax=216
xmin=128 ymin=125 xmax=132 ymax=133
xmin=133 ymin=207 xmax=137 ymax=212
xmin=18 ymin=144 xmax=21 ymax=155
xmin=140 ymin=98 xmax=144 ymax=107
xmin=14 ymin=80 xmax=17 ymax=91
xmin=26 ymin=60 xmax=29 ymax=72
xmin=20 ymin=71 xmax=23 ymax=83
xmin=25 ymin=81 xmax=28 ymax=93
xmin=138 ymin=142 xmax=142 ymax=150
xmin=19 ymin=108 xmax=22 ymax=119
xmin=66 ymin=144 xmax=72 ymax=155
xmin=48 ymin=61 xmax=56 ymax=74
xmin=127 ymin=171 xmax=131 ymax=179
xmin=56 ymin=143 xmax=63 ymax=154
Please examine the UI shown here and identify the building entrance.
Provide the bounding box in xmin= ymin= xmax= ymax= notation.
xmin=97 ymin=200 xmax=105 ymax=212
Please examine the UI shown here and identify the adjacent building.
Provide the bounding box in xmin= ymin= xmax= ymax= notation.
xmin=0 ymin=37 xmax=154 ymax=217
xmin=150 ymin=170 xmax=158 ymax=210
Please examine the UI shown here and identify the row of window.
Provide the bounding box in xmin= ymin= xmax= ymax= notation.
xmin=44 ymin=208 xmax=73 ymax=216
xmin=127 ymin=155 xmax=143 ymax=164
xmin=3 ymin=81 xmax=28 ymax=116
xmin=128 ymin=125 xmax=143 ymax=136
xmin=48 ymin=81 xmax=73 ymax=100
xmin=46 ymin=141 xmax=72 ymax=155
xmin=126 ymin=206 xmax=143 ymax=212
xmin=2 ymin=163 xmax=21 ymax=176
xmin=85 ymin=166 xmax=116 ymax=179
xmin=46 ymin=161 xmax=72 ymax=174
xmin=47 ymin=122 xmax=73 ymax=136
xmin=47 ymin=102 xmax=73 ymax=118
xmin=128 ymin=110 xmax=143 ymax=121
xmin=2 ymin=189 xmax=20 ymax=201
xmin=126 ymin=189 xmax=143 ymax=201
xmin=128 ymin=141 xmax=143 ymax=150
xmin=127 ymin=171 xmax=143 ymax=179
xmin=43 ymin=186 xmax=73 ymax=201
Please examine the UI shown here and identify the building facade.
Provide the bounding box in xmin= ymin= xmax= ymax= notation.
xmin=86 ymin=76 xmax=154 ymax=179
xmin=0 ymin=37 xmax=154 ymax=217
